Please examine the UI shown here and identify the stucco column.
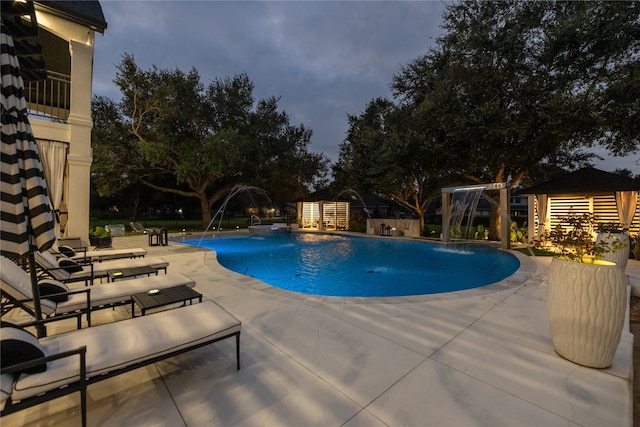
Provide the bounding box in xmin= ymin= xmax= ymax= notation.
xmin=318 ymin=201 xmax=324 ymax=230
xmin=500 ymin=187 xmax=510 ymax=249
xmin=65 ymin=40 xmax=93 ymax=242
xmin=527 ymin=195 xmax=536 ymax=243
xmin=442 ymin=192 xmax=451 ymax=242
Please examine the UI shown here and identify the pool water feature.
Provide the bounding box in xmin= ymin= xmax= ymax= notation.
xmin=183 ymin=233 xmax=520 ymax=297
xmin=248 ymin=224 xmax=291 ymax=234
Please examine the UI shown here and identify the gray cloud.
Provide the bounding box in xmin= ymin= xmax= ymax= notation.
xmin=92 ymin=0 xmax=638 ymax=175
xmin=93 ymin=1 xmax=446 ymax=160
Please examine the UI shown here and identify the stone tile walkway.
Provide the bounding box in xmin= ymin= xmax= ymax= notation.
xmin=3 ymin=231 xmax=636 ymax=426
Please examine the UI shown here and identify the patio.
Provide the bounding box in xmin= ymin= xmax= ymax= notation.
xmin=3 ymin=232 xmax=637 ymax=426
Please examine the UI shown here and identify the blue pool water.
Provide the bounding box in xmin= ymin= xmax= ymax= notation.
xmin=182 ymin=233 xmax=520 ymax=297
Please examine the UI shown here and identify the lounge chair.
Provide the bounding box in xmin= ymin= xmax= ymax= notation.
xmin=34 ymin=251 xmax=169 ymax=286
xmin=58 ymin=246 xmax=148 ymax=263
xmin=0 ymin=301 xmax=241 ymax=427
xmin=130 ymin=221 xmax=157 ymax=234
xmin=1 ymin=256 xmax=195 ymax=326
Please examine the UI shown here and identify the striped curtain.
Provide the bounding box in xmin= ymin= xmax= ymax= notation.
xmin=1 ymin=19 xmax=56 ymax=258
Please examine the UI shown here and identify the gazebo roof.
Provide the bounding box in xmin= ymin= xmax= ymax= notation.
xmin=299 ymin=189 xmax=389 ymax=207
xmin=301 ymin=189 xmax=349 ymax=202
xmin=520 ymin=167 xmax=640 ymax=195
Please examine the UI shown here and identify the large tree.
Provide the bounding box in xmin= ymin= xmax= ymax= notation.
xmin=333 ymin=98 xmax=448 ymax=233
xmin=92 ymin=54 xmax=328 ymax=227
xmin=357 ymin=1 xmax=639 ymax=239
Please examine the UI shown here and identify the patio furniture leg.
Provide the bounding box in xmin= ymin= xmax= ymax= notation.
xmin=236 ymin=332 xmax=241 ymax=370
xmin=80 ymin=349 xmax=87 ymax=427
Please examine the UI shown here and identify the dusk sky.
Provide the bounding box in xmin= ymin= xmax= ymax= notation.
xmin=92 ymin=1 xmax=639 ymax=175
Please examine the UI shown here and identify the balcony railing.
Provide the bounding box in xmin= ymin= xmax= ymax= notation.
xmin=24 ymin=71 xmax=71 ymax=122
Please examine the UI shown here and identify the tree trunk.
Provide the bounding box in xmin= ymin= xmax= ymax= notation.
xmin=132 ymin=188 xmax=141 ymax=221
xmin=199 ymin=194 xmax=212 ymax=230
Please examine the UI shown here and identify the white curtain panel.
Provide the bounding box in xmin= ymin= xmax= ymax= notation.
xmin=35 ymin=140 xmax=67 ymax=237
xmin=536 ymin=194 xmax=548 ymax=238
xmin=615 ymin=191 xmax=638 ymax=231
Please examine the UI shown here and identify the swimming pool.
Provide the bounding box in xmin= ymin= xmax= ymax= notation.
xmin=183 ymin=232 xmax=520 ymax=297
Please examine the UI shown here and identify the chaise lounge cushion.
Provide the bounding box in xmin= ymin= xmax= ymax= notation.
xmin=57 ymin=274 xmax=196 ymax=313
xmin=57 ymin=246 xmax=76 ymax=258
xmin=0 ymin=256 xmax=57 ymax=316
xmin=0 ymin=326 xmax=47 ymax=374
xmin=58 ymin=259 xmax=83 ymax=273
xmin=71 ymin=248 xmax=147 ymax=262
xmin=1 ymin=256 xmax=194 ymax=317
xmin=35 ymin=252 xmax=169 ymax=281
xmin=10 ymin=301 xmax=241 ymax=401
xmin=89 ymin=257 xmax=168 ymax=274
xmin=39 ymin=280 xmax=70 ymax=303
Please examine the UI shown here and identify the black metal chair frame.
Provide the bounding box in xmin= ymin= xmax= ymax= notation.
xmin=1 ymin=289 xmax=91 ymax=328
xmin=0 ymin=314 xmax=241 ymax=427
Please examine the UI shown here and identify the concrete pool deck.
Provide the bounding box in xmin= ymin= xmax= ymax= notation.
xmin=3 ymin=231 xmax=638 ymax=426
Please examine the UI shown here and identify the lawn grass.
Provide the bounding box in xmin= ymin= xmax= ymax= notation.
xmin=513 ymin=246 xmax=556 ymax=257
xmin=89 ymin=217 xmax=280 ymax=234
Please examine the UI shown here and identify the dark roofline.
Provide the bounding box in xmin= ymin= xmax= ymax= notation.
xmin=35 ymin=1 xmax=107 ymax=33
xmin=520 ymin=167 xmax=640 ymax=195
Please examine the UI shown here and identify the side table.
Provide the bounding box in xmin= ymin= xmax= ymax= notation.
xmin=131 ymin=285 xmax=202 ymax=317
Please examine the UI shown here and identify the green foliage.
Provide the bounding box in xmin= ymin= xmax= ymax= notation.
xmin=335 ymin=2 xmax=639 ymax=242
xmin=509 ymin=222 xmax=528 ymax=244
xmin=534 ymin=212 xmax=622 ymax=263
xmin=393 ymin=1 xmax=640 ymax=187
xmin=92 ymin=54 xmax=328 ymax=228
xmin=449 ymin=224 xmax=487 ymax=240
xmin=513 ymin=247 xmax=556 ymax=257
xmin=423 ymin=224 xmax=442 ymax=238
xmin=597 ymin=222 xmax=624 ymax=233
xmin=332 ymin=98 xmax=447 ymax=233
xmin=91 ymin=96 xmax=138 ymax=196
xmin=474 ymin=224 xmax=489 ymax=241
xmin=348 ymin=214 xmax=367 ymax=233
xmin=89 ymin=226 xmax=111 ymax=237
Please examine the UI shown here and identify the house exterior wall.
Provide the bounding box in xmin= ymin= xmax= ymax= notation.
xmin=29 ymin=7 xmax=98 ymax=243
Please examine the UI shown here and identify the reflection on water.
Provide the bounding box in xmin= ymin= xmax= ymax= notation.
xmin=183 ymin=233 xmax=519 ymax=297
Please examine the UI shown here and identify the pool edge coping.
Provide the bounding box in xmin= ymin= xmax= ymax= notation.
xmin=179 ymin=234 xmax=538 ymax=304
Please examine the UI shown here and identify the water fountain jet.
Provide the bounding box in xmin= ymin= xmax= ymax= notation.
xmin=441 ymin=182 xmax=511 ymax=249
xmin=333 ymin=189 xmax=371 ymax=221
xmin=198 ymin=185 xmax=269 ymax=245
xmin=450 ymin=187 xmax=484 ymax=239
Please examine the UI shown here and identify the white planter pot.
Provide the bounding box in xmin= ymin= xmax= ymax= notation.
xmin=596 ymin=232 xmax=630 ymax=270
xmin=548 ymin=257 xmax=627 ymax=368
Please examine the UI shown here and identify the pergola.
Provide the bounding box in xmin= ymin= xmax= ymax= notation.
xmin=441 ymin=182 xmax=510 ymax=249
xmin=296 ymin=189 xmax=350 ymax=231
xmin=520 ymin=167 xmax=640 ymax=242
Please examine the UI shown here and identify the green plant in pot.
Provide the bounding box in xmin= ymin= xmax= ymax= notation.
xmin=89 ymin=226 xmax=112 ymax=249
xmin=538 ymin=212 xmax=627 ymax=368
xmin=633 ymin=234 xmax=640 ymax=260
xmin=596 ymin=222 xmax=630 ymax=270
